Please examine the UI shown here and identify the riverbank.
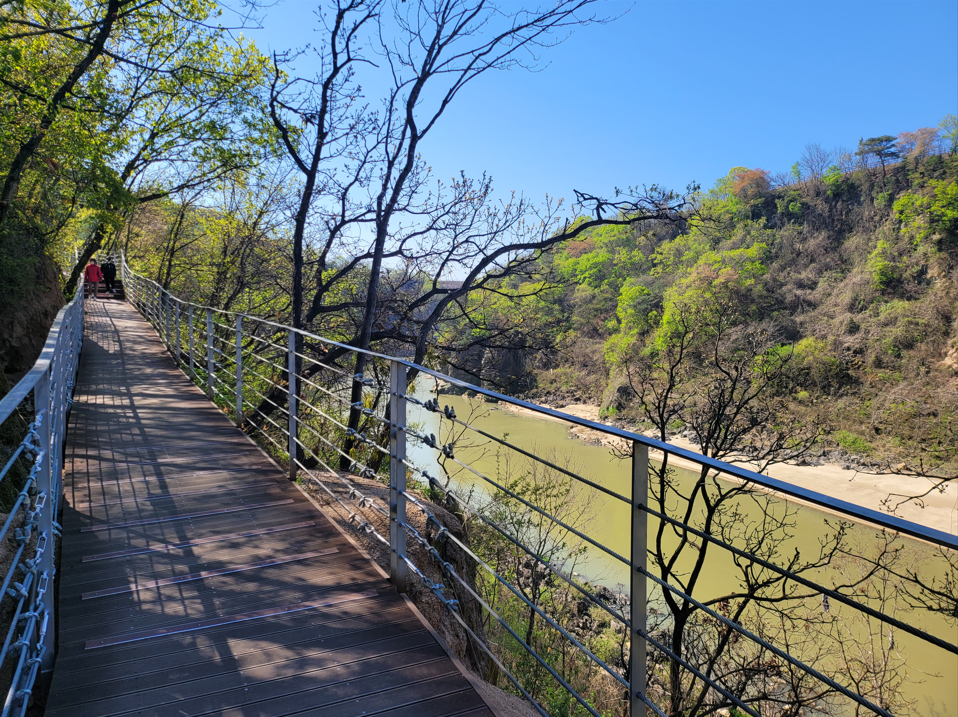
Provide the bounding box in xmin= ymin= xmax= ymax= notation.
xmin=492 ymin=400 xmax=957 ymax=536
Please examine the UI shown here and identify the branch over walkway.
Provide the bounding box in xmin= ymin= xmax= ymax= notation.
xmin=46 ymin=298 xmax=494 ymax=717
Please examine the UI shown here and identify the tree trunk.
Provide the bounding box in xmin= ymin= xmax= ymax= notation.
xmin=669 ymin=614 xmax=688 ymax=716
xmin=340 ymin=224 xmax=388 ymax=469
xmin=65 ymin=223 xmax=109 ymax=295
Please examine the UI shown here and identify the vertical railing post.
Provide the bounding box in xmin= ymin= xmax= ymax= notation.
xmin=631 ymin=440 xmax=649 ymax=717
xmin=166 ymin=294 xmax=173 ymax=352
xmin=389 ymin=360 xmax=408 ymax=593
xmin=234 ymin=315 xmax=243 ymax=426
xmin=287 ymin=329 xmax=298 ymax=482
xmin=188 ymin=305 xmax=195 ymax=379
xmin=33 ymin=368 xmax=56 ymax=676
xmin=50 ymin=328 xmax=65 ymax=520
xmin=206 ymin=309 xmax=214 ymax=400
xmin=166 ymin=294 xmax=173 ymax=350
xmin=174 ymin=300 xmax=181 ymax=365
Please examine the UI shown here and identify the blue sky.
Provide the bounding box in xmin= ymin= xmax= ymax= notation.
xmin=244 ymin=0 xmax=958 ymax=205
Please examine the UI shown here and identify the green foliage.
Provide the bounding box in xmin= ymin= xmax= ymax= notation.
xmin=833 ymin=430 xmax=874 ymax=455
xmin=651 ymin=230 xmax=710 ymax=276
xmin=823 ymin=164 xmax=845 ymax=196
xmin=867 ymin=239 xmax=898 ymax=290
xmin=614 ymin=280 xmax=652 ymax=333
xmin=0 ymin=221 xmax=44 ymax=308
xmin=654 ymin=242 xmax=769 ymax=350
xmin=857 ymin=135 xmax=900 ymax=170
xmin=893 ymin=180 xmax=958 ymax=246
xmin=776 ymin=189 xmax=803 ymax=216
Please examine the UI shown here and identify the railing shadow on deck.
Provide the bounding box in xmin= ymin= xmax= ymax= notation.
xmin=121 ymin=257 xmax=958 ymax=717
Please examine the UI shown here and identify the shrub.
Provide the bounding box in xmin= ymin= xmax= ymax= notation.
xmin=867 ymin=240 xmax=898 ymax=291
xmin=834 ymin=429 xmax=873 ymax=455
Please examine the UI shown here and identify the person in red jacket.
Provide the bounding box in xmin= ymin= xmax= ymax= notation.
xmin=84 ymin=258 xmax=103 ymax=299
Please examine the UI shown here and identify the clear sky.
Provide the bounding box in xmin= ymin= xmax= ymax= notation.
xmin=243 ymin=0 xmax=958 ymax=205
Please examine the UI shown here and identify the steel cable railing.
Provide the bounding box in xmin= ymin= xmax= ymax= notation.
xmin=0 ymin=279 xmax=84 ymax=716
xmin=121 ymin=256 xmax=958 ymax=717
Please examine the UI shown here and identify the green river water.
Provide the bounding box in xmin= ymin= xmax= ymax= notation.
xmin=405 ymin=389 xmax=957 ymax=716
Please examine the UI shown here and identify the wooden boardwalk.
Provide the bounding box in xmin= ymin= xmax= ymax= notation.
xmin=46 ymin=298 xmax=494 ymax=717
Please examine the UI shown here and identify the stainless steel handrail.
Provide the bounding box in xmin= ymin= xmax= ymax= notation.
xmin=0 ymin=279 xmax=84 ymax=716
xmin=121 ymin=256 xmax=957 ymax=717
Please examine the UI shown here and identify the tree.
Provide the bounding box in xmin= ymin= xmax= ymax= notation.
xmin=897 ymin=128 xmax=940 ymax=162
xmin=483 ymin=448 xmax=596 ymax=648
xmin=0 ymin=0 xmax=126 ymax=226
xmin=856 ymin=136 xmax=899 ymax=182
xmin=258 ymin=0 xmax=694 ymax=470
xmin=798 ymin=143 xmax=832 ymax=182
xmin=939 ymin=114 xmax=958 ymax=155
xmin=612 ymin=246 xmax=874 ymax=715
xmin=61 ymin=0 xmax=272 ymax=294
xmin=731 ymin=168 xmax=770 ymax=202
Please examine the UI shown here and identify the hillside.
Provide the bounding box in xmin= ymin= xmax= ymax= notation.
xmin=511 ymin=153 xmax=958 ymax=480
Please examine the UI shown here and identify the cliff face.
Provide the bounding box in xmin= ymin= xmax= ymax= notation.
xmin=0 ymin=253 xmax=66 ymax=378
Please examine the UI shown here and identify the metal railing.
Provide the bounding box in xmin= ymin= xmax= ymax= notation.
xmin=0 ymin=280 xmax=84 ymax=716
xmin=120 ymin=257 xmax=957 ymax=717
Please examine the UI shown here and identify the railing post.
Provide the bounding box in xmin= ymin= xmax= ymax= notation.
xmin=287 ymin=330 xmax=298 ymax=482
xmin=206 ymin=309 xmax=214 ymax=400
xmin=33 ymin=368 xmax=56 ymax=677
xmin=166 ymin=294 xmax=173 ymax=352
xmin=631 ymin=440 xmax=649 ymax=717
xmin=174 ymin=300 xmax=181 ymax=365
xmin=188 ymin=305 xmax=195 ymax=379
xmin=234 ymin=315 xmax=243 ymax=426
xmin=389 ymin=360 xmax=408 ymax=593
xmin=165 ymin=294 xmax=171 ymax=350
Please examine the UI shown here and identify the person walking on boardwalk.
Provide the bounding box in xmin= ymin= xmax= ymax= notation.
xmin=102 ymin=256 xmax=117 ymax=294
xmin=84 ymin=258 xmax=102 ymax=299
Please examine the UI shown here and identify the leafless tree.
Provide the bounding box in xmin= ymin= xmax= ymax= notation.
xmin=834 ymin=145 xmax=856 ymax=175
xmin=798 ymin=143 xmax=832 ymax=182
xmin=259 ymin=0 xmax=695 ymax=468
xmin=617 ymin=282 xmax=878 ymax=714
xmin=897 ymin=128 xmax=941 ymax=162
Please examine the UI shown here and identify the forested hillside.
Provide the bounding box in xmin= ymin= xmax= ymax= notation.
xmin=498 ymin=144 xmax=958 ymax=483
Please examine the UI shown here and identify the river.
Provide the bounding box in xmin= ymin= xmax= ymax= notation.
xmin=405 ymin=387 xmax=958 ymax=716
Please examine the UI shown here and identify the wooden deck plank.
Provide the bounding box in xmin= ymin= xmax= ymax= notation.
xmin=47 ymin=624 xmax=435 ymax=709
xmin=46 ymin=299 xmax=496 ymax=717
xmin=50 ymin=600 xmax=417 ymax=684
xmin=52 ymin=591 xmax=409 ymax=667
